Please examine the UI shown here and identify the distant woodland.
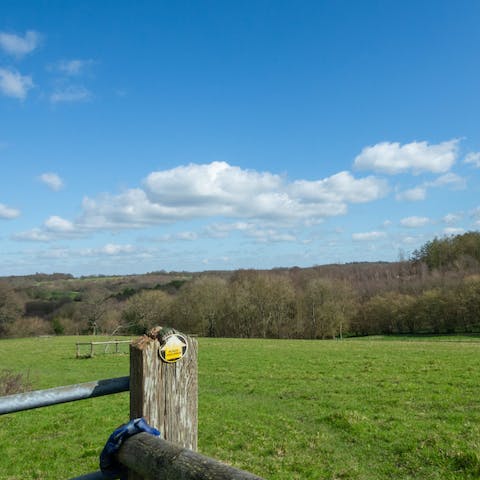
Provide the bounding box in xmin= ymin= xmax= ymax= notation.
xmin=1 ymin=232 xmax=480 ymax=339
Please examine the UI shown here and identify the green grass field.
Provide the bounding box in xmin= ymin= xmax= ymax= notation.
xmin=1 ymin=335 xmax=480 ymax=479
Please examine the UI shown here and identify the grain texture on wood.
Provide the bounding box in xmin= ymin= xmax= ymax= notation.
xmin=129 ymin=332 xmax=198 ymax=450
xmin=118 ymin=432 xmax=265 ymax=480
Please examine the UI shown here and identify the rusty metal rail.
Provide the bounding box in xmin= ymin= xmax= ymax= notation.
xmin=0 ymin=376 xmax=129 ymax=415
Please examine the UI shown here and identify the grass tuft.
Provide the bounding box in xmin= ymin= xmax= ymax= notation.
xmin=0 ymin=369 xmax=31 ymax=396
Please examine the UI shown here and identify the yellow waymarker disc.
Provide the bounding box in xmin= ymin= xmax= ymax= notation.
xmin=159 ymin=333 xmax=188 ymax=363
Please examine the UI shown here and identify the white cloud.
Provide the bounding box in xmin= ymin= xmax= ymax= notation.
xmin=144 ymin=161 xmax=282 ymax=208
xmin=37 ymin=248 xmax=70 ymax=259
xmin=39 ymin=172 xmax=64 ymax=191
xmin=248 ymin=228 xmax=297 ymax=243
xmin=204 ymin=221 xmax=296 ymax=243
xmin=0 ymin=30 xmax=41 ymax=58
xmin=205 ymin=222 xmax=253 ymax=238
xmin=0 ymin=68 xmax=34 ymax=99
xmin=50 ymin=85 xmax=92 ymax=103
xmin=100 ymin=243 xmax=135 ymax=255
xmin=54 ymin=59 xmax=94 ymax=76
xmin=290 ymin=171 xmax=388 ymax=204
xmin=443 ymin=213 xmax=462 ymax=224
xmin=400 ymin=216 xmax=430 ymax=228
xmin=44 ymin=216 xmax=75 ymax=233
xmin=396 ymin=172 xmax=465 ymax=202
xmin=82 ymin=162 xmax=388 ymax=229
xmin=396 ymin=186 xmax=426 ymax=201
xmin=12 ymin=228 xmax=50 ymax=242
xmin=352 ymin=231 xmax=386 ymax=241
xmin=158 ymin=231 xmax=199 ymax=241
xmin=0 ymin=203 xmax=20 ymax=219
xmin=14 ymin=215 xmax=77 ymax=242
xmin=80 ymin=188 xmax=180 ymax=228
xmin=19 ymin=162 xmax=390 ymax=241
xmin=443 ymin=227 xmax=465 ymax=236
xmin=465 ymin=152 xmax=480 ymax=168
xmin=401 ymin=236 xmax=419 ymax=245
xmin=426 ymin=172 xmax=466 ymax=190
xmin=175 ymin=232 xmax=198 ymax=241
xmin=354 ymin=139 xmax=459 ymax=174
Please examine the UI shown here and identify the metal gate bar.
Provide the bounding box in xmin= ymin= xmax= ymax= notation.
xmin=0 ymin=376 xmax=129 ymax=415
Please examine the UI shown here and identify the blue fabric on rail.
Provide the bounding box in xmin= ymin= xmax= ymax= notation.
xmin=100 ymin=417 xmax=160 ymax=479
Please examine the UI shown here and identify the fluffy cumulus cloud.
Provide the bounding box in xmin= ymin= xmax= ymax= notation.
xmin=0 ymin=30 xmax=41 ymax=58
xmin=354 ymin=139 xmax=458 ymax=175
xmin=400 ymin=216 xmax=430 ymax=228
xmin=91 ymin=162 xmax=388 ymax=227
xmin=290 ymin=171 xmax=388 ymax=205
xmin=0 ymin=203 xmax=20 ymax=219
xmin=39 ymin=172 xmax=64 ymax=191
xmin=396 ymin=186 xmax=426 ymax=202
xmin=352 ymin=231 xmax=386 ymax=241
xmin=17 ymin=161 xmax=389 ymax=241
xmin=44 ymin=216 xmax=75 ymax=233
xmin=13 ymin=216 xmax=77 ymax=242
xmin=144 ymin=161 xmax=282 ymax=212
xmin=0 ymin=67 xmax=33 ymax=99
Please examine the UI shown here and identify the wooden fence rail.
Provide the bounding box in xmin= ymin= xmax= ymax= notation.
xmin=118 ymin=432 xmax=264 ymax=480
xmin=2 ymin=327 xmax=266 ymax=479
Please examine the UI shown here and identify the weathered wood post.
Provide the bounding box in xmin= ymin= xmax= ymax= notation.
xmin=118 ymin=433 xmax=265 ymax=480
xmin=129 ymin=326 xmax=198 ymax=451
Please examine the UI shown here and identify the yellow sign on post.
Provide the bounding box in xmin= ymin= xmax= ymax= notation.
xmin=159 ymin=333 xmax=188 ymax=363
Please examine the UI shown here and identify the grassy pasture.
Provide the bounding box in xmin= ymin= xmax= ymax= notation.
xmin=0 ymin=335 xmax=479 ymax=479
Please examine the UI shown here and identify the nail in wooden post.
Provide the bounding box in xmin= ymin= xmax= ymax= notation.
xmin=129 ymin=327 xmax=198 ymax=451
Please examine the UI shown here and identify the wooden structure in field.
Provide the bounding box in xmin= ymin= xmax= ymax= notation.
xmin=2 ymin=327 xmax=264 ymax=480
xmin=75 ymin=340 xmax=131 ymax=358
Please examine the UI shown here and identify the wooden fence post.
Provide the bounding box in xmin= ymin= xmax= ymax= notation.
xmin=129 ymin=327 xmax=198 ymax=452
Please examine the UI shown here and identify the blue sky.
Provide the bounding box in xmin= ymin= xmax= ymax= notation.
xmin=1 ymin=0 xmax=480 ymax=276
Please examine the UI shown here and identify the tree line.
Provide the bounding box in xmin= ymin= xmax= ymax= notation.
xmin=1 ymin=232 xmax=480 ymax=339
